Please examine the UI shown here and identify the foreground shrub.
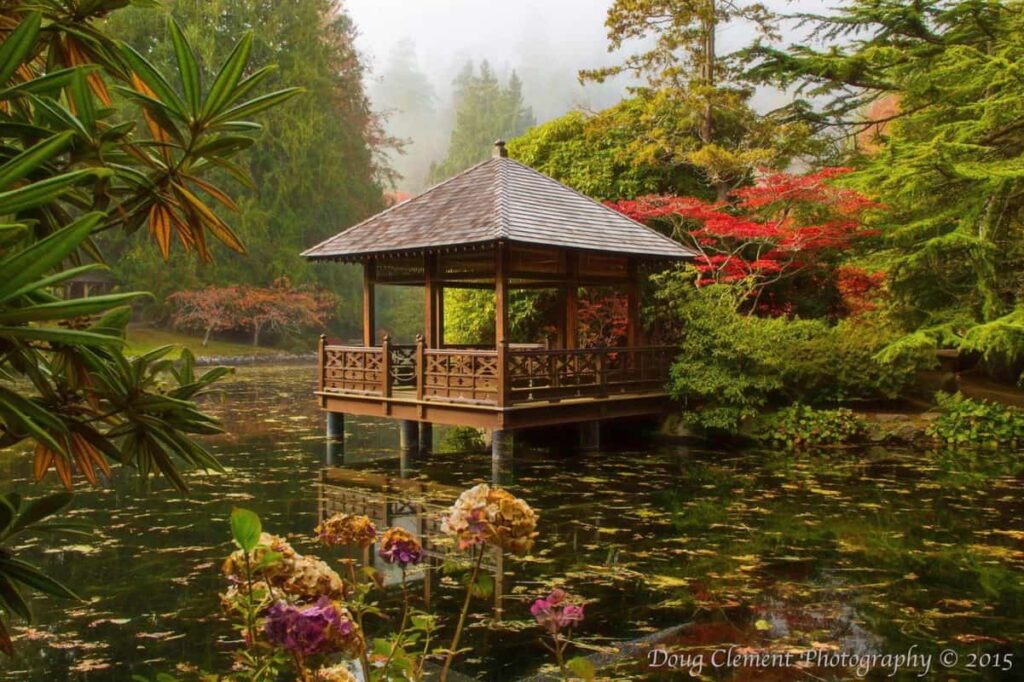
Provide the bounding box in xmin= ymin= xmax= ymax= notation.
xmin=756 ymin=404 xmax=866 ymax=448
xmin=928 ymin=393 xmax=1024 ymax=448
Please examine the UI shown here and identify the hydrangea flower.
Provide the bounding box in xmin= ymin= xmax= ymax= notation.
xmin=314 ymin=663 xmax=358 ymax=682
xmin=316 ymin=513 xmax=377 ymax=548
xmin=222 ymin=532 xmax=347 ymax=601
xmin=440 ymin=483 xmax=537 ymax=555
xmin=530 ymin=588 xmax=584 ymax=634
xmin=263 ymin=596 xmax=364 ymax=658
xmin=377 ymin=527 xmax=424 ymax=568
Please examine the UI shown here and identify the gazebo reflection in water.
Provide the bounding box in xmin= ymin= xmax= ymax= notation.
xmin=317 ymin=465 xmax=506 ymax=617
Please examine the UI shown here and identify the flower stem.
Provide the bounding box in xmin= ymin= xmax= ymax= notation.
xmin=381 ymin=567 xmax=410 ymax=676
xmin=553 ymin=633 xmax=569 ymax=679
xmin=241 ymin=549 xmax=258 ymax=648
xmin=440 ymin=544 xmax=485 ymax=682
xmin=345 ymin=560 xmax=373 ymax=682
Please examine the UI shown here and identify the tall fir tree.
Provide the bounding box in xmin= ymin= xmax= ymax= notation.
xmin=371 ymin=39 xmax=442 ymax=193
xmin=429 ymin=61 xmax=536 ymax=182
xmin=746 ymin=0 xmax=1024 ymax=368
xmin=581 ymin=0 xmax=812 ymax=200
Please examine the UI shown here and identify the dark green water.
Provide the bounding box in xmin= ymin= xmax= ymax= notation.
xmin=1 ymin=365 xmax=1022 ymax=680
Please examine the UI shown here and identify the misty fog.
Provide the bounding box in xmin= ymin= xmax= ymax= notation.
xmin=346 ymin=0 xmax=832 ymax=193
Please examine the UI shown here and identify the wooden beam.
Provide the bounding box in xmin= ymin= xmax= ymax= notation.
xmin=363 ymin=260 xmax=376 ymax=347
xmin=565 ymin=252 xmax=579 ymax=349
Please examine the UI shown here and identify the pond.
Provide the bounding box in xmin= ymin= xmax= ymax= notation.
xmin=1 ymin=365 xmax=1022 ymax=680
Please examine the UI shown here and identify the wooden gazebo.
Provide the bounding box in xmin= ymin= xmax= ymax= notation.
xmin=302 ymin=142 xmax=693 ymax=453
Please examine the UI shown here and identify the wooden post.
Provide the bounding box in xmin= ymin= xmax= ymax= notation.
xmin=626 ymin=258 xmax=640 ymax=348
xmin=565 ymin=252 xmax=579 ymax=349
xmin=597 ymin=347 xmax=608 ymax=397
xmin=414 ymin=334 xmax=425 ymax=403
xmin=381 ymin=334 xmax=392 ymax=399
xmin=362 ymin=260 xmax=376 ymax=347
xmin=317 ymin=333 xmax=326 ymax=394
xmin=495 ymin=243 xmax=509 ymax=347
xmin=495 ymin=243 xmax=510 ymax=407
xmin=497 ymin=339 xmax=509 ymax=407
xmin=424 ymin=253 xmax=437 ymax=348
xmin=435 ymin=285 xmax=445 ymax=348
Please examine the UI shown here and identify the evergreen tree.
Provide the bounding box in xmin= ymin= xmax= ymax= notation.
xmin=103 ymin=0 xmax=388 ymax=335
xmin=580 ymin=0 xmax=810 ymax=200
xmin=746 ymin=0 xmax=1024 ymax=368
xmin=371 ymin=39 xmax=443 ymax=193
xmin=429 ymin=61 xmax=536 ymax=182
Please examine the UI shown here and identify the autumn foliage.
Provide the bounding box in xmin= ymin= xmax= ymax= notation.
xmin=169 ymin=278 xmax=337 ymax=346
xmin=608 ymin=168 xmax=879 ymax=314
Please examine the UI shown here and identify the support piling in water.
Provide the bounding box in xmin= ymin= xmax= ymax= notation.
xmin=419 ymin=422 xmax=433 ymax=455
xmin=399 ymin=419 xmax=419 ymax=456
xmin=491 ymin=428 xmax=515 ymax=484
xmin=579 ymin=420 xmax=601 ymax=451
xmin=326 ymin=411 xmax=345 ymax=441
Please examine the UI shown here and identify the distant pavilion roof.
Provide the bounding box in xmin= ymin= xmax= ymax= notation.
xmin=301 ymin=153 xmax=695 ymax=262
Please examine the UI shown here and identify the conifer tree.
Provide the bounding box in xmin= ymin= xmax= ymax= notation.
xmin=746 ymin=0 xmax=1024 ymax=366
xmin=429 ymin=61 xmax=536 ymax=182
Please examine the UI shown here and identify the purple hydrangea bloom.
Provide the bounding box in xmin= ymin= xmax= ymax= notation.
xmin=377 ymin=527 xmax=424 ymax=569
xmin=263 ymin=597 xmax=355 ymax=656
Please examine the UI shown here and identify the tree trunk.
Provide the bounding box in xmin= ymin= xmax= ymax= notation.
xmin=202 ymin=325 xmax=212 ymax=347
xmin=253 ymin=322 xmax=261 ymax=347
xmin=702 ymin=3 xmax=729 ymax=202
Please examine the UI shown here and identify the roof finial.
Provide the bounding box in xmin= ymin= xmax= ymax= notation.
xmin=493 ymin=139 xmax=508 ymax=158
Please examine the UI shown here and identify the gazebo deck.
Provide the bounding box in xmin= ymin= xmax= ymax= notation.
xmin=316 ymin=339 xmax=674 ymax=429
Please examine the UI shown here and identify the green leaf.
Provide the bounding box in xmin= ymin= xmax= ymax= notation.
xmin=0 ymin=574 xmax=30 ymax=622
xmin=0 ymin=12 xmax=40 ymax=85
xmin=118 ymin=42 xmax=187 ymax=116
xmin=0 ymin=292 xmax=147 ymax=325
xmin=0 ymin=67 xmax=92 ymax=101
xmin=567 ymin=656 xmax=596 ymax=681
xmin=0 ymin=212 xmax=102 ymax=303
xmin=0 ymin=224 xmax=28 ymax=249
xmin=69 ymin=69 xmax=97 ymax=132
xmin=0 ymin=325 xmax=124 ymax=347
xmin=0 ymin=558 xmax=80 ymax=600
xmin=0 ymin=386 xmax=66 ymax=453
xmin=202 ymin=32 xmax=253 ymax=119
xmin=168 ymin=18 xmax=201 ymax=116
xmin=6 ymin=493 xmax=74 ymax=540
xmin=0 ymin=169 xmax=110 ymax=216
xmin=0 ymin=131 xmax=75 ymax=192
xmin=0 ymin=497 xmax=16 ymax=537
xmin=209 ymin=88 xmax=303 ymax=127
xmin=230 ymin=508 xmax=261 ymax=552
xmin=2 ymin=264 xmax=108 ymax=302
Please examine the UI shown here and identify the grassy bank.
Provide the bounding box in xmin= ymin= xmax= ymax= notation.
xmin=125 ymin=327 xmax=285 ymax=359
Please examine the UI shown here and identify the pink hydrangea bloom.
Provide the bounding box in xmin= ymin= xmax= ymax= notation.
xmin=530 ymin=588 xmax=584 ymax=634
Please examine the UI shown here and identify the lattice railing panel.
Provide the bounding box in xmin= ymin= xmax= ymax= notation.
xmin=423 ymin=349 xmax=499 ymax=405
xmin=322 ymin=346 xmax=385 ymax=396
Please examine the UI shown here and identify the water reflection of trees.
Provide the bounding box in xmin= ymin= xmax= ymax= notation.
xmin=318 ymin=467 xmax=506 ymax=616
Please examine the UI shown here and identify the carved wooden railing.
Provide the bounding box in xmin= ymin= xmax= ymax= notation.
xmin=318 ymin=335 xmax=673 ymax=407
xmin=506 ymin=346 xmax=675 ymax=402
xmin=320 ymin=342 xmax=386 ymax=396
xmin=420 ymin=347 xmax=500 ymax=405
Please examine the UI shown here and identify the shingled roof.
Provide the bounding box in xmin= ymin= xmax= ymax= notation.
xmin=301 ymin=151 xmax=694 ymax=262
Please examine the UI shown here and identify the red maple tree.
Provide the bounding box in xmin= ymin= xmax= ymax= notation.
xmin=608 ymin=168 xmax=879 ymax=313
xmin=169 ymin=278 xmax=337 ymax=346
xmin=577 ymin=290 xmax=628 ymax=347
